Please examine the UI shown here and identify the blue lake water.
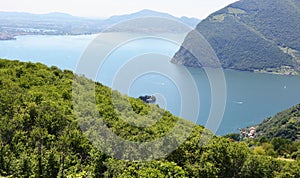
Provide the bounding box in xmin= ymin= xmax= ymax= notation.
xmin=1 ymin=34 xmax=300 ymax=135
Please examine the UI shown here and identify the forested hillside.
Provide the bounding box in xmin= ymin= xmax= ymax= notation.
xmin=231 ymin=103 xmax=300 ymax=163
xmin=0 ymin=59 xmax=299 ymax=177
xmin=252 ymin=104 xmax=300 ymax=141
xmin=172 ymin=0 xmax=300 ymax=73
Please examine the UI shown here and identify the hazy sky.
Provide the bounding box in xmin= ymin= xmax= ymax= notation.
xmin=0 ymin=0 xmax=238 ymax=19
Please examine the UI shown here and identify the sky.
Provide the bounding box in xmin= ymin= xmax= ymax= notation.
xmin=0 ymin=0 xmax=238 ymax=19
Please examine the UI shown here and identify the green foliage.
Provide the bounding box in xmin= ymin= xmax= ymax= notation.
xmin=0 ymin=59 xmax=92 ymax=177
xmin=274 ymin=161 xmax=300 ymax=178
xmin=240 ymin=102 xmax=300 ymax=159
xmin=223 ymin=133 xmax=241 ymax=141
xmin=197 ymin=138 xmax=250 ymax=178
xmin=253 ymin=146 xmax=266 ymax=155
xmin=105 ymin=160 xmax=186 ymax=178
xmin=0 ymin=59 xmax=299 ymax=177
xmin=173 ymin=0 xmax=300 ymax=71
xmin=255 ymin=104 xmax=300 ymax=141
xmin=262 ymin=143 xmax=277 ymax=157
xmin=240 ymin=155 xmax=281 ymax=178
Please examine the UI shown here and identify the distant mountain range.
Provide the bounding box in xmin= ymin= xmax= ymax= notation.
xmin=105 ymin=9 xmax=200 ymax=28
xmin=0 ymin=10 xmax=200 ymax=40
xmin=172 ymin=0 xmax=300 ymax=74
xmin=0 ymin=11 xmax=77 ymax=20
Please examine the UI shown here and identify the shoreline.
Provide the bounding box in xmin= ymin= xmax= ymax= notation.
xmin=1 ymin=33 xmax=299 ymax=78
xmin=253 ymin=67 xmax=299 ymax=76
xmin=0 ymin=33 xmax=96 ymax=41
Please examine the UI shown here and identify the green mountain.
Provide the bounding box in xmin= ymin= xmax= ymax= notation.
xmin=251 ymin=103 xmax=300 ymax=141
xmin=238 ymin=104 xmax=300 ymax=161
xmin=172 ymin=0 xmax=300 ymax=73
xmin=0 ymin=59 xmax=299 ymax=177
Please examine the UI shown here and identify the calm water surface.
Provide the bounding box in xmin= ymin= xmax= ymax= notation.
xmin=1 ymin=34 xmax=300 ymax=135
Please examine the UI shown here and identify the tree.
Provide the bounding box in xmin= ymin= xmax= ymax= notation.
xmin=241 ymin=155 xmax=280 ymax=178
xmin=45 ymin=151 xmax=59 ymax=178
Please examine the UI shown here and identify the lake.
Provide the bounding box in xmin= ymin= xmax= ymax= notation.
xmin=1 ymin=34 xmax=300 ymax=135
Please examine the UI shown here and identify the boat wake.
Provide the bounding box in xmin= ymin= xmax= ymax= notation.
xmin=233 ymin=101 xmax=244 ymax=105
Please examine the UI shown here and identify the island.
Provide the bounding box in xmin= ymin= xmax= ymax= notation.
xmin=138 ymin=95 xmax=156 ymax=103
